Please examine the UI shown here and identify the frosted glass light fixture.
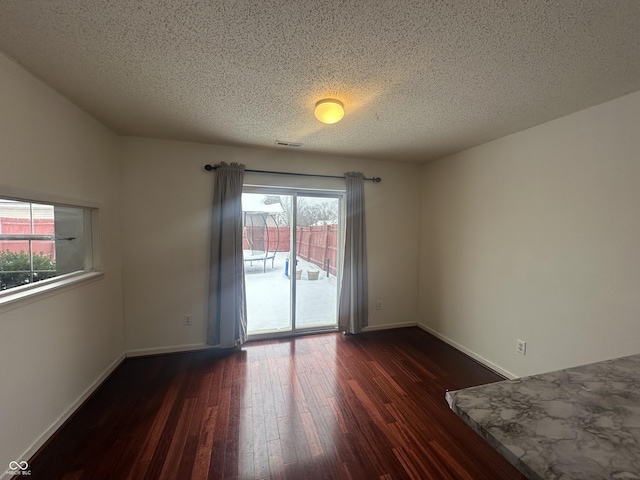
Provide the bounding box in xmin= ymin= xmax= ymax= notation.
xmin=314 ymin=99 xmax=344 ymax=124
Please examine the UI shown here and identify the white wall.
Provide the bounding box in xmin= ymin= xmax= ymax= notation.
xmin=419 ymin=90 xmax=640 ymax=378
xmin=120 ymin=138 xmax=422 ymax=353
xmin=0 ymin=53 xmax=125 ymax=472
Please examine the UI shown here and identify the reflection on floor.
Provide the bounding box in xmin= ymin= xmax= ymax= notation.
xmin=245 ymin=252 xmax=338 ymax=334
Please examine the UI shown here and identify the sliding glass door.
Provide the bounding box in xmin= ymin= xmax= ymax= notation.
xmin=242 ymin=189 xmax=342 ymax=337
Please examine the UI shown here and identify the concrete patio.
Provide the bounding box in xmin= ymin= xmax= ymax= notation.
xmin=244 ymin=251 xmax=338 ymax=334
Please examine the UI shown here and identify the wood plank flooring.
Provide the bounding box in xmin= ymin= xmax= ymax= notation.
xmin=28 ymin=328 xmax=526 ymax=479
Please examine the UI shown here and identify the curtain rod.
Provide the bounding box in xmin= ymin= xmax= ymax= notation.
xmin=204 ymin=164 xmax=381 ymax=183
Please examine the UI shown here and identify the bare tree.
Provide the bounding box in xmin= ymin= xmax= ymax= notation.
xmin=263 ymin=195 xmax=337 ymax=226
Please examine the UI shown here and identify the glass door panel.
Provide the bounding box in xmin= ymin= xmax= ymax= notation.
xmin=294 ymin=195 xmax=339 ymax=330
xmin=243 ymin=192 xmax=292 ymax=334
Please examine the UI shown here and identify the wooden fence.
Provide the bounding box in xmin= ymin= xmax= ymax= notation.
xmin=243 ymin=224 xmax=339 ymax=276
xmin=297 ymin=224 xmax=338 ymax=276
xmin=0 ymin=217 xmax=56 ymax=258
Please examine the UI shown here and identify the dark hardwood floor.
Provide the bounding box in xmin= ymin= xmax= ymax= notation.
xmin=28 ymin=327 xmax=526 ymax=479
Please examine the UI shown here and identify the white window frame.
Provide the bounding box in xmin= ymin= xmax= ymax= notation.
xmin=0 ymin=185 xmax=103 ymax=311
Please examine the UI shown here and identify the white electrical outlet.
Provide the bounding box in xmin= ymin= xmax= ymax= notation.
xmin=183 ymin=314 xmax=192 ymax=326
xmin=375 ymin=301 xmax=382 ymax=310
xmin=516 ymin=339 xmax=526 ymax=355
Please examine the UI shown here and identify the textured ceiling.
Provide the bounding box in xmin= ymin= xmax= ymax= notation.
xmin=1 ymin=1 xmax=639 ymax=163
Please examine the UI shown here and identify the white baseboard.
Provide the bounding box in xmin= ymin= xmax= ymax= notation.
xmin=126 ymin=343 xmax=218 ymax=357
xmin=362 ymin=321 xmax=417 ymax=332
xmin=5 ymin=353 xmax=126 ymax=479
xmin=416 ymin=322 xmax=517 ymax=379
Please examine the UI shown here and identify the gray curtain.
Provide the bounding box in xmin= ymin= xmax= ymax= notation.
xmin=207 ymin=162 xmax=247 ymax=348
xmin=338 ymin=172 xmax=369 ymax=334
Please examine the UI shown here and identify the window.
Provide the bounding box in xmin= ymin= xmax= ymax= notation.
xmin=0 ymin=198 xmax=94 ymax=292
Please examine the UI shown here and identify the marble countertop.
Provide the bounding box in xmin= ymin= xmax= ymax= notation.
xmin=446 ymin=354 xmax=640 ymax=480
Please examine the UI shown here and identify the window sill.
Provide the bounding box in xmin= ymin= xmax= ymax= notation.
xmin=0 ymin=271 xmax=104 ymax=314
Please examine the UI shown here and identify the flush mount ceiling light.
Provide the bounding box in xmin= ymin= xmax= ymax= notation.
xmin=314 ymin=99 xmax=344 ymax=124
